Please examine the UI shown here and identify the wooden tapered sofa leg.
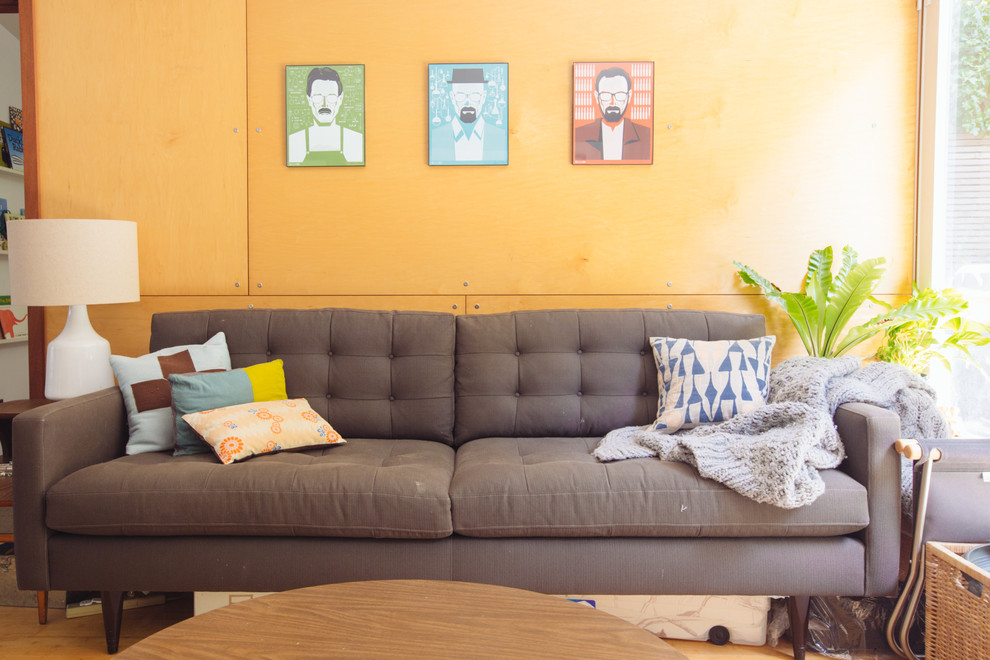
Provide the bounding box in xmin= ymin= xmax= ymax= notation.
xmin=788 ymin=595 xmax=811 ymax=660
xmin=36 ymin=590 xmax=47 ymax=624
xmin=101 ymin=590 xmax=125 ymax=654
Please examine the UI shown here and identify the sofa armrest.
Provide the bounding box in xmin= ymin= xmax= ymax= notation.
xmin=12 ymin=387 xmax=127 ymax=590
xmin=833 ymin=401 xmax=902 ymax=597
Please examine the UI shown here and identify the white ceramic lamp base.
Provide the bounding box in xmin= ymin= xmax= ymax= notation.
xmin=44 ymin=304 xmax=116 ymax=400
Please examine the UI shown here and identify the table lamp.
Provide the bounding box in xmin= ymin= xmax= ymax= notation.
xmin=7 ymin=219 xmax=140 ymax=400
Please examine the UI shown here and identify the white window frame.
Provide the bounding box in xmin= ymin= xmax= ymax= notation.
xmin=916 ymin=0 xmax=951 ymax=290
xmin=915 ymin=0 xmax=990 ymax=436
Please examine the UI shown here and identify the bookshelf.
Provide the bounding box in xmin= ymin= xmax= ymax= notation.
xmin=0 ymin=247 xmax=25 ymax=344
xmin=0 ymin=8 xmax=28 ymax=401
xmin=0 ymin=160 xmax=28 ymax=396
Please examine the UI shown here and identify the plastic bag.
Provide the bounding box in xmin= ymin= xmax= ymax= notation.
xmin=768 ymin=595 xmax=921 ymax=659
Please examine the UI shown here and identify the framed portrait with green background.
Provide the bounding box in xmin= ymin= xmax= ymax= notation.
xmin=286 ymin=64 xmax=365 ymax=167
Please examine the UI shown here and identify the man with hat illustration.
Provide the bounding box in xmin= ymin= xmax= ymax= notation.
xmin=430 ymin=66 xmax=507 ymax=164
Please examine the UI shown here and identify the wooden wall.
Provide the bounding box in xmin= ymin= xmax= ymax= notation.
xmin=27 ymin=0 xmax=919 ymax=362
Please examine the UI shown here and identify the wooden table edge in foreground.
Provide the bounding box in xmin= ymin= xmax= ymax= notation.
xmin=120 ymin=579 xmax=687 ymax=659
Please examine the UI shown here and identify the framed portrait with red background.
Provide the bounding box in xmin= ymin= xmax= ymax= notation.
xmin=573 ymin=62 xmax=654 ymax=165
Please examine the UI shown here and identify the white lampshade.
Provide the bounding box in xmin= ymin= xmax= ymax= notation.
xmin=7 ymin=219 xmax=140 ymax=399
xmin=8 ymin=218 xmax=140 ymax=306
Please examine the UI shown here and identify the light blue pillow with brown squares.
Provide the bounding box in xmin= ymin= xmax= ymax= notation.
xmin=110 ymin=332 xmax=231 ymax=454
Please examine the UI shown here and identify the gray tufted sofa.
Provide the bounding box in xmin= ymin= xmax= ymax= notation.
xmin=13 ymin=308 xmax=903 ymax=657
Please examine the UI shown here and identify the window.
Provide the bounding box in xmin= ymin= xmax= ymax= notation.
xmin=918 ymin=0 xmax=990 ymax=435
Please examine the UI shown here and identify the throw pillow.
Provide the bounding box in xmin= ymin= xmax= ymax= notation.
xmin=169 ymin=359 xmax=288 ymax=456
xmin=110 ymin=332 xmax=231 ymax=455
xmin=649 ymin=335 xmax=775 ymax=433
xmin=182 ymin=398 xmax=345 ymax=464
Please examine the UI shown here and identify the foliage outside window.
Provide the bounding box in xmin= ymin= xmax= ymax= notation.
xmin=925 ymin=0 xmax=990 ymax=436
xmin=954 ymin=0 xmax=990 ymax=136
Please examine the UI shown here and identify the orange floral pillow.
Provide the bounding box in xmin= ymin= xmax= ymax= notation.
xmin=181 ymin=399 xmax=345 ymax=464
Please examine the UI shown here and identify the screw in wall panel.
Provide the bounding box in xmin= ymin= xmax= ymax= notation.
xmin=667 ymin=304 xmax=673 ymax=309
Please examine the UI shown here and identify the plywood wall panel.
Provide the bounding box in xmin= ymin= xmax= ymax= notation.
xmin=246 ymin=0 xmax=918 ymax=297
xmin=28 ymin=0 xmax=920 ymax=381
xmin=32 ymin=0 xmax=248 ymax=296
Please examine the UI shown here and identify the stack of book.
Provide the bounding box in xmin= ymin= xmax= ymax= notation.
xmin=3 ymin=107 xmax=22 ymax=170
xmin=2 ymin=127 xmax=22 ymax=170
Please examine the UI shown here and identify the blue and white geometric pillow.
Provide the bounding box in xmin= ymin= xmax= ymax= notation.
xmin=649 ymin=335 xmax=776 ymax=433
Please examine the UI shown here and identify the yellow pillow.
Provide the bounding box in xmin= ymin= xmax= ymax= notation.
xmin=241 ymin=359 xmax=288 ymax=401
xmin=182 ymin=398 xmax=345 ymax=464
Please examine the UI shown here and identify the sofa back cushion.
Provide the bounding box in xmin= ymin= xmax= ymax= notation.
xmin=454 ymin=309 xmax=766 ymax=445
xmin=150 ymin=309 xmax=456 ymax=444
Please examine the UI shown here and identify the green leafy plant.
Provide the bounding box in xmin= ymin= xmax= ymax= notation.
xmin=955 ymin=0 xmax=990 ymax=136
xmin=734 ymin=245 xmax=981 ymax=359
xmin=872 ymin=285 xmax=990 ymax=373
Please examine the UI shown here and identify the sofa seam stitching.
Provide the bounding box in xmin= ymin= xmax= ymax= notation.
xmin=388 ymin=311 xmax=395 ymax=439
xmin=513 ymin=315 xmax=520 ymax=436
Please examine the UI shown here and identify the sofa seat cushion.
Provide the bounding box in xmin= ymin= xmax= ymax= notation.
xmin=450 ymin=437 xmax=868 ymax=538
xmin=46 ymin=439 xmax=454 ymax=539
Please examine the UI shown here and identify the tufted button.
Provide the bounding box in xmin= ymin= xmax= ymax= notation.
xmin=328 ymin=351 xmax=333 ymax=357
xmin=576 ymin=391 xmax=582 ymax=397
xmin=514 ymin=392 xmax=521 ymax=398
xmin=577 ymin=349 xmax=583 ymax=355
xmin=515 ymin=351 xmax=520 ymax=356
xmin=389 ymin=395 xmax=395 ymax=401
xmin=326 ymin=394 xmax=332 ymax=399
xmin=266 ymin=350 xmax=272 ymax=356
xmin=642 ymin=391 xmax=649 ymax=396
xmin=388 ymin=354 xmax=394 ymax=359
xmin=640 ymin=350 xmax=646 ymax=356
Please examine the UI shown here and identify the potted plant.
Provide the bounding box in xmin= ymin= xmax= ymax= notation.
xmin=871 ymin=285 xmax=990 ymax=374
xmin=734 ymin=245 xmax=981 ymax=361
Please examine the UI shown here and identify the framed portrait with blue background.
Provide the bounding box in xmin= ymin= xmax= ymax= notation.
xmin=286 ymin=64 xmax=365 ymax=167
xmin=429 ymin=63 xmax=508 ymax=166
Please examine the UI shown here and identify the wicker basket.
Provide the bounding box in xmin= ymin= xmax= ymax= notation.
xmin=925 ymin=541 xmax=990 ymax=660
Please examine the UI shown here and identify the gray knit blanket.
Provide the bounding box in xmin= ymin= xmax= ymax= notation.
xmin=593 ymin=357 xmax=948 ymax=509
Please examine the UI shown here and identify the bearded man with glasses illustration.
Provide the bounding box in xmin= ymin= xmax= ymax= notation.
xmin=574 ymin=66 xmax=651 ymax=162
xmin=287 ymin=66 xmax=363 ymax=166
xmin=430 ymin=67 xmax=508 ymax=164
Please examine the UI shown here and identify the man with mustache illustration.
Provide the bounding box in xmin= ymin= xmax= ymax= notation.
xmin=288 ymin=66 xmax=363 ymax=166
xmin=430 ymin=67 xmax=507 ymax=164
xmin=574 ymin=66 xmax=651 ymax=162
